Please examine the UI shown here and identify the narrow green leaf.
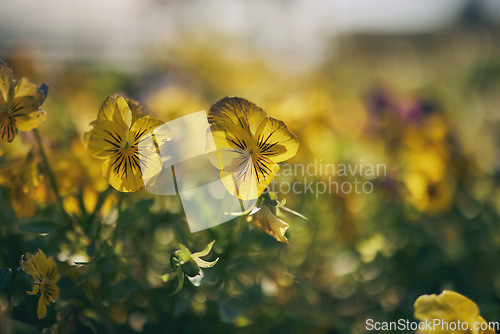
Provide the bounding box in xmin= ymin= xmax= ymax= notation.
xmin=275 ymin=198 xmax=287 ymax=208
xmin=18 ymin=221 xmax=59 ymax=233
xmin=169 ymin=270 xmax=184 ymax=296
xmin=280 ymin=206 xmax=308 ymax=220
xmin=191 ymin=240 xmax=216 ymax=258
xmin=158 ymin=272 xmax=177 ymax=283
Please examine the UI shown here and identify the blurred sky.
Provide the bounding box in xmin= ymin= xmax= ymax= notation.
xmin=0 ymin=0 xmax=499 ymax=70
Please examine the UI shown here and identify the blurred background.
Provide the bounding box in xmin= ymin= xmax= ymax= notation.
xmin=1 ymin=0 xmax=500 ymax=333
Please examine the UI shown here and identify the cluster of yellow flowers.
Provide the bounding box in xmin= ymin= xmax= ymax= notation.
xmin=84 ymin=95 xmax=299 ymax=199
xmin=0 ymin=61 xmax=301 ymax=319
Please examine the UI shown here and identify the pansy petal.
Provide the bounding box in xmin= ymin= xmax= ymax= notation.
xmin=221 ymin=153 xmax=279 ymax=200
xmin=208 ymin=136 xmax=249 ymax=172
xmin=96 ymin=96 xmax=132 ymax=129
xmin=255 ymin=117 xmax=299 ymax=162
xmin=14 ymin=78 xmax=47 ymax=107
xmin=477 ymin=316 xmax=496 ymax=334
xmin=32 ymin=249 xmax=49 ymax=276
xmin=136 ymin=144 xmax=163 ymax=189
xmin=251 ymin=154 xmax=279 ymax=198
xmin=8 ymin=95 xmax=42 ymax=136
xmin=85 ymin=119 xmax=128 ymax=159
xmin=414 ymin=290 xmax=480 ymax=333
xmin=26 ymin=284 xmax=40 ymax=295
xmin=43 ymin=281 xmax=60 ymax=303
xmin=102 ymin=148 xmax=162 ymax=192
xmin=46 ymin=257 xmax=60 ymax=282
xmin=125 ymin=98 xmax=144 ymax=123
xmin=102 ymin=154 xmax=140 ymax=192
xmin=131 ymin=116 xmax=165 ymax=185
xmin=14 ymin=78 xmax=37 ymax=97
xmin=37 ymin=295 xmax=48 ymax=319
xmin=208 ymin=97 xmax=267 ymax=136
xmin=130 ymin=115 xmax=165 ymax=144
xmin=15 ymin=109 xmax=47 ymax=132
xmin=0 ymin=114 xmax=16 ymax=142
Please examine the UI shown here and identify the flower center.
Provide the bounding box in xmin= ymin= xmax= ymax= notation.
xmin=0 ymin=110 xmax=14 ymax=128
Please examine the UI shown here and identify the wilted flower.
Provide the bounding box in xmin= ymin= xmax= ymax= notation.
xmin=20 ymin=249 xmax=60 ymax=319
xmin=208 ymin=97 xmax=299 ymax=200
xmin=414 ymin=290 xmax=494 ymax=334
xmin=0 ymin=62 xmax=47 ymax=143
xmin=247 ymin=204 xmax=289 ymax=243
xmin=84 ymin=96 xmax=169 ymax=192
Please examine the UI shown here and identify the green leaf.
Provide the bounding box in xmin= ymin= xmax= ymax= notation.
xmin=18 ymin=220 xmax=59 ymax=233
xmin=0 ymin=268 xmax=11 ymax=290
xmin=109 ymin=279 xmax=140 ymax=303
xmin=194 ymin=257 xmax=219 ymax=268
xmin=158 ymin=272 xmax=177 ymax=283
xmin=169 ymin=270 xmax=184 ymax=296
xmin=275 ymin=198 xmax=287 ymax=208
xmin=192 ymin=240 xmax=216 ymax=258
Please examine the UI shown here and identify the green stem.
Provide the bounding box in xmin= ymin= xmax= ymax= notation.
xmin=167 ymin=293 xmax=177 ymax=329
xmin=33 ymin=129 xmax=65 ymax=216
xmin=7 ymin=268 xmax=19 ymax=311
xmin=231 ymin=215 xmax=247 ymax=245
xmin=111 ymin=192 xmax=125 ymax=246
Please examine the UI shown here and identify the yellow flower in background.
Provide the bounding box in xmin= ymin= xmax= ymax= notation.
xmin=208 ymin=97 xmax=299 ymax=200
xmin=0 ymin=62 xmax=47 ymax=143
xmin=0 ymin=151 xmax=41 ymax=218
xmin=414 ymin=290 xmax=495 ymax=334
xmin=84 ymin=96 xmax=169 ymax=192
xmin=402 ymin=150 xmax=454 ymax=215
xmin=20 ymin=249 xmax=60 ymax=319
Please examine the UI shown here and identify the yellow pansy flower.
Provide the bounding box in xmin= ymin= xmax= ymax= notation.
xmin=20 ymin=249 xmax=60 ymax=319
xmin=0 ymin=62 xmax=47 ymax=143
xmin=208 ymin=97 xmax=299 ymax=200
xmin=414 ymin=290 xmax=495 ymax=334
xmin=84 ymin=96 xmax=168 ymax=192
